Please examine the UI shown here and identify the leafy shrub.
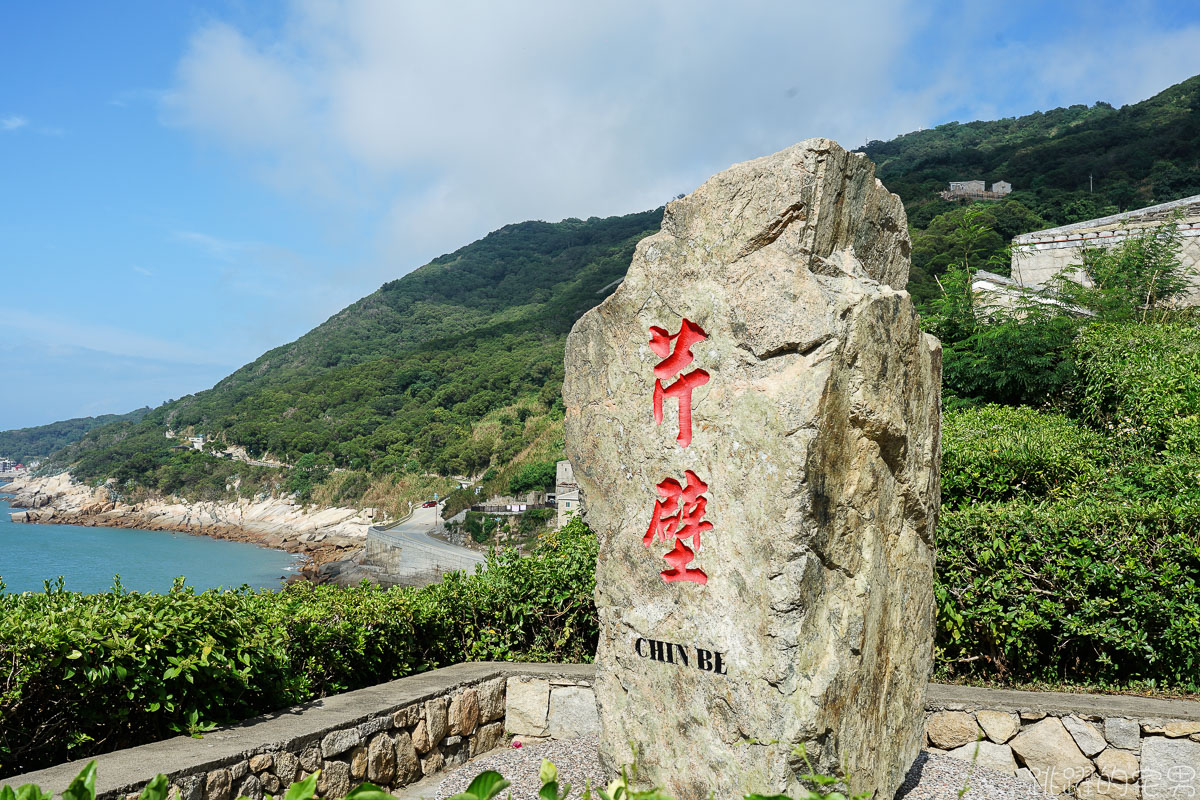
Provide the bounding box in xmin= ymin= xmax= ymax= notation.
xmin=518 ymin=508 xmax=555 ymax=535
xmin=0 ymin=520 xmax=597 ymax=777
xmin=941 ymin=405 xmax=1103 ymax=506
xmin=1074 ymin=322 xmax=1200 ymax=449
xmin=508 ymin=461 xmax=557 ymax=495
xmin=936 ymin=499 xmax=1200 ymax=691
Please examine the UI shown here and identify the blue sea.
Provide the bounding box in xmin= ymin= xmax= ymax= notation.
xmin=0 ymin=492 xmax=301 ymax=594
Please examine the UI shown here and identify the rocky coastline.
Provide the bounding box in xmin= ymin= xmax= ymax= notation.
xmin=2 ymin=473 xmax=380 ymax=583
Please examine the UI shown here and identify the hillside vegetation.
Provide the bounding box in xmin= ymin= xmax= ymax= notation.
xmin=39 ymin=74 xmax=1200 ymax=519
xmin=0 ymin=408 xmax=150 ymax=465
xmin=46 ymin=211 xmax=660 ymax=514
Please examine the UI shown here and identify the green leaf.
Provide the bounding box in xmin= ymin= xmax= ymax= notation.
xmin=539 ymin=760 xmax=558 ymax=786
xmin=13 ymin=785 xmax=51 ymax=800
xmin=450 ymin=771 xmax=510 ymax=800
xmin=66 ymin=650 xmax=83 ymax=660
xmin=138 ymin=775 xmax=169 ymax=800
xmin=61 ymin=762 xmax=98 ymax=800
xmin=344 ymin=784 xmax=393 ymax=800
xmin=282 ymin=771 xmax=319 ymax=800
xmin=539 ymin=783 xmax=559 ymax=800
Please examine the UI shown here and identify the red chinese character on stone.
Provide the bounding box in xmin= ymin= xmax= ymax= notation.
xmin=649 ymin=319 xmax=709 ymax=448
xmin=643 ymin=469 xmax=712 ymax=585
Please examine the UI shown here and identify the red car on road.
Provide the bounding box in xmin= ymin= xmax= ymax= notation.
xmin=422 ymin=500 xmax=437 ymax=508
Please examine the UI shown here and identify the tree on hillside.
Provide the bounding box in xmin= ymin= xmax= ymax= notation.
xmin=1048 ymin=218 xmax=1190 ymax=324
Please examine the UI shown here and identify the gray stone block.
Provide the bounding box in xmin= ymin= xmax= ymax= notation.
xmin=548 ymin=686 xmax=599 ymax=739
xmin=505 ymin=677 xmax=550 ymax=736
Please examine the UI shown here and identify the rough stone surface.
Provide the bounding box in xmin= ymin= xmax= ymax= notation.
xmin=321 ymin=728 xmax=361 ymax=759
xmin=1015 ymin=767 xmax=1037 ymax=785
xmin=1164 ymin=721 xmax=1200 ymax=738
xmin=1106 ymin=718 xmax=1142 ymax=751
xmin=945 ymin=740 xmax=1018 ymax=774
xmin=393 ymin=704 xmax=421 ymax=729
xmin=248 ymin=754 xmax=272 ymax=774
xmin=1009 ymin=717 xmax=1095 ymax=794
xmin=505 ymin=677 xmax=551 ymax=737
xmin=472 ymin=721 xmax=506 ymax=756
xmin=1065 ymin=716 xmax=1110 ymax=757
xmin=203 ymin=769 xmax=231 ymax=800
xmin=449 ymin=688 xmax=480 ymax=736
xmin=273 ymin=751 xmax=299 ymax=784
xmin=349 ymin=745 xmax=368 ymax=781
xmin=548 ymin=686 xmax=601 ymax=739
xmin=357 ymin=715 xmax=391 ymax=738
xmin=927 ymin=712 xmax=982 ymax=750
xmin=1076 ymin=778 xmax=1142 ymax=800
xmin=478 ymin=678 xmax=506 ymax=723
xmin=177 ymin=774 xmax=204 ymax=800
xmin=1095 ymin=748 xmax=1141 ymax=783
xmin=317 ymin=760 xmax=351 ymax=799
xmin=299 ymin=744 xmax=322 ymax=773
xmin=1142 ymin=736 xmax=1200 ymax=800
xmin=261 ymin=775 xmax=281 ymax=795
xmin=236 ymin=775 xmax=263 ymax=800
xmin=228 ymin=761 xmax=248 ymax=781
xmin=367 ymin=732 xmax=396 ymax=784
xmin=395 ymin=730 xmax=422 ymax=785
xmin=564 ymin=138 xmax=939 ymax=800
xmin=975 ymin=710 xmax=1020 ymax=744
xmin=425 ymin=696 xmax=450 ymax=745
xmin=412 ymin=720 xmax=433 ymax=754
xmin=421 ymin=749 xmax=446 ymax=778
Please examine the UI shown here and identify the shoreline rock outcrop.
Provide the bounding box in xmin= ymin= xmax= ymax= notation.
xmin=3 ymin=473 xmax=378 ymax=581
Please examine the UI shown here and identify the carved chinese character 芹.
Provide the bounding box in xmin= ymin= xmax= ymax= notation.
xmin=650 ymin=319 xmax=709 ymax=448
xmin=643 ymin=469 xmax=712 ymax=585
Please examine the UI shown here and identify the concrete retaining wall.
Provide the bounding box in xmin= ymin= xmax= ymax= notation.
xmin=8 ymin=667 xmax=1200 ymax=800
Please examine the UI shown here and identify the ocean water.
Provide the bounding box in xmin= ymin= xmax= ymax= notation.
xmin=0 ymin=494 xmax=301 ymax=594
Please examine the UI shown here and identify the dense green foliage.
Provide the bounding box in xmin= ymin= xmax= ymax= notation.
xmin=0 ymin=520 xmax=597 ymax=777
xmin=0 ymin=409 xmax=149 ymax=465
xmin=862 ymin=75 xmax=1200 ymax=227
xmin=866 ymin=75 xmax=1200 ymax=301
xmin=46 ymin=211 xmax=661 ymax=494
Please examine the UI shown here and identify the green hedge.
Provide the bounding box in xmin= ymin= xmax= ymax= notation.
xmin=936 ymin=499 xmax=1200 ymax=692
xmin=0 ymin=520 xmax=597 ymax=778
xmin=941 ymin=405 xmax=1103 ymax=506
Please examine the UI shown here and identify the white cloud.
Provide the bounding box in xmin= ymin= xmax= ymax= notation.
xmin=2 ymin=116 xmax=28 ymax=131
xmin=162 ymin=1 xmax=925 ymax=265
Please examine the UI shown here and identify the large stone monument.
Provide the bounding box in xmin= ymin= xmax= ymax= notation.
xmin=563 ymin=139 xmax=941 ymax=799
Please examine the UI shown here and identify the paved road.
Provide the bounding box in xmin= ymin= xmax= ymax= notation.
xmin=365 ymin=504 xmax=485 ymax=583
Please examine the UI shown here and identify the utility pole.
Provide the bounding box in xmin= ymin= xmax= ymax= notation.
xmin=1089 ymin=174 xmax=1094 ymax=194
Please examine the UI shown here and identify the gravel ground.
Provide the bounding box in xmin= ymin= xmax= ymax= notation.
xmin=896 ymin=752 xmax=1056 ymax=800
xmin=435 ymin=741 xmax=1056 ymax=800
xmin=435 ymin=737 xmax=607 ymax=800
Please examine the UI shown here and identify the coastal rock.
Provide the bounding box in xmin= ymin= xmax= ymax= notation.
xmin=564 ymin=139 xmax=940 ymax=800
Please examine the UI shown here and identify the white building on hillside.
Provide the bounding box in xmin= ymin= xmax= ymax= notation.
xmin=555 ymin=460 xmax=580 ymax=529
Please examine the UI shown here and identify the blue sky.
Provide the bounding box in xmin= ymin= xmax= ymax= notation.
xmin=2 ymin=1 xmax=1199 ymax=430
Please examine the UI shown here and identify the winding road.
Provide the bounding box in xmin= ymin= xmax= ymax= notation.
xmin=364 ymin=504 xmax=486 ymax=584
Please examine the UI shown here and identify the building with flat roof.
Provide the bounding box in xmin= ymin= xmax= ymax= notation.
xmin=1011 ymin=194 xmax=1200 ymax=303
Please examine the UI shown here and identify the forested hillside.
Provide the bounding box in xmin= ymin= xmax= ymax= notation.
xmin=47 ymin=212 xmax=661 ymax=512
xmin=0 ymin=408 xmax=149 ymax=464
xmin=43 ymin=73 xmax=1200 ymax=517
xmin=861 ymin=74 xmax=1200 ymax=302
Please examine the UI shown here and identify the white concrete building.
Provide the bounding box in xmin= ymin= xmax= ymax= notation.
xmin=991 ymin=181 xmax=1012 ymax=196
xmin=1011 ymin=195 xmax=1200 ymax=303
xmin=555 ymin=459 xmax=581 ymax=529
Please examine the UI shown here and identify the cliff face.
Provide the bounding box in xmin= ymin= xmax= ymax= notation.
xmin=3 ymin=474 xmax=376 ymax=575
